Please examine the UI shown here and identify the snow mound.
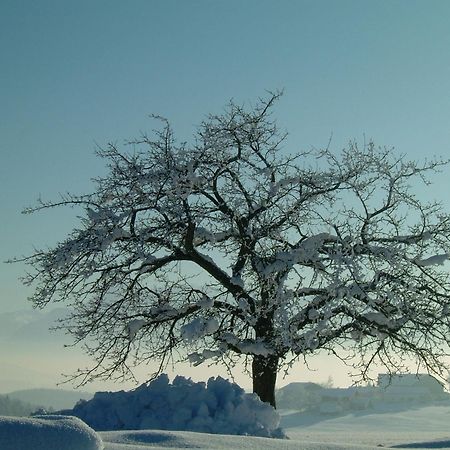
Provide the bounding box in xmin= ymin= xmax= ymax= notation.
xmin=0 ymin=415 xmax=103 ymax=450
xmin=100 ymin=428 xmax=383 ymax=449
xmin=66 ymin=374 xmax=285 ymax=438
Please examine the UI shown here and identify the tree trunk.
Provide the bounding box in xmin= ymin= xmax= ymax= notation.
xmin=252 ymin=354 xmax=279 ymax=408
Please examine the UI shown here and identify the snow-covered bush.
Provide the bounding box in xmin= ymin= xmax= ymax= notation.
xmin=65 ymin=375 xmax=285 ymax=438
xmin=0 ymin=415 xmax=103 ymax=450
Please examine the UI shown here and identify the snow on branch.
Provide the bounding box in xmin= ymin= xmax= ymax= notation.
xmin=414 ymin=254 xmax=449 ymax=267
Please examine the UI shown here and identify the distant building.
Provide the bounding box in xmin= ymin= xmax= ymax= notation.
xmin=377 ymin=373 xmax=445 ymax=403
xmin=276 ymin=382 xmax=324 ymax=410
xmin=277 ymin=373 xmax=447 ymax=414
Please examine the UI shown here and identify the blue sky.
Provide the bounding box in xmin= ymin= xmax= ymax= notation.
xmin=2 ymin=0 xmax=450 ymax=389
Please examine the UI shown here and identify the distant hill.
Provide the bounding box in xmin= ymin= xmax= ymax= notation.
xmin=7 ymin=388 xmax=93 ymax=411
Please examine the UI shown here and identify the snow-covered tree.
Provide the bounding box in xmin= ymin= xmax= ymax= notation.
xmin=18 ymin=94 xmax=450 ymax=407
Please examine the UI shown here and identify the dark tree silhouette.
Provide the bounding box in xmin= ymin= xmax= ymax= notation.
xmin=18 ymin=94 xmax=450 ymax=408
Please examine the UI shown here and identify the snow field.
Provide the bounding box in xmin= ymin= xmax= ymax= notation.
xmin=100 ymin=429 xmax=384 ymax=450
xmin=2 ymin=402 xmax=450 ymax=449
xmin=0 ymin=415 xmax=103 ymax=450
xmin=281 ymin=403 xmax=450 ymax=449
xmin=99 ymin=403 xmax=450 ymax=449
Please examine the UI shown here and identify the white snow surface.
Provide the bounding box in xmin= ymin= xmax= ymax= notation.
xmin=0 ymin=415 xmax=103 ymax=450
xmin=414 ymin=253 xmax=449 ymax=266
xmin=362 ymin=312 xmax=392 ymax=327
xmin=237 ymin=340 xmax=272 ymax=356
xmin=4 ymin=392 xmax=450 ymax=449
xmin=126 ymin=319 xmax=147 ymax=340
xmin=180 ymin=317 xmax=219 ymax=341
xmin=99 ymin=402 xmax=450 ymax=449
xmin=65 ymin=374 xmax=284 ymax=438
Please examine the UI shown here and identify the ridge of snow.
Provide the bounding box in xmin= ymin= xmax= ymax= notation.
xmin=0 ymin=415 xmax=103 ymax=450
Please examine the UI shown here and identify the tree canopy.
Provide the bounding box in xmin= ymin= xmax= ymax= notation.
xmin=19 ymin=93 xmax=450 ymax=407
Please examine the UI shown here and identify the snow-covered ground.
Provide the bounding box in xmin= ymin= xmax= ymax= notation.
xmin=99 ymin=403 xmax=450 ymax=449
xmin=3 ymin=374 xmax=450 ymax=450
xmin=281 ymin=403 xmax=450 ymax=449
xmin=98 ymin=405 xmax=450 ymax=449
xmin=100 ymin=428 xmax=381 ymax=449
xmin=0 ymin=415 xmax=103 ymax=450
xmin=5 ymin=402 xmax=449 ymax=450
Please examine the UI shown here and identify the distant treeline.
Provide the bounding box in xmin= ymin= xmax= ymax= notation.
xmin=0 ymin=394 xmax=39 ymax=416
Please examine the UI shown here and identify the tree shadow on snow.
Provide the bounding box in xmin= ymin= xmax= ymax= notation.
xmin=280 ymin=410 xmax=340 ymax=428
xmin=280 ymin=401 xmax=450 ymax=432
xmin=121 ymin=430 xmax=198 ymax=448
xmin=281 ymin=399 xmax=450 ymax=429
xmin=392 ymin=439 xmax=450 ymax=448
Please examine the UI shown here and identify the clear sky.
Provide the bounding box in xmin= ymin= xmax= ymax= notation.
xmin=2 ymin=0 xmax=450 ymax=391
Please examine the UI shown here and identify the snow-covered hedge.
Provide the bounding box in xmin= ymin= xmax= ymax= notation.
xmin=66 ymin=375 xmax=285 ymax=438
xmin=0 ymin=415 xmax=103 ymax=450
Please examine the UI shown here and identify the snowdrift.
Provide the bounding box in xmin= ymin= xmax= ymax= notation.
xmin=0 ymin=415 xmax=103 ymax=450
xmin=66 ymin=374 xmax=285 ymax=438
xmin=100 ymin=428 xmax=385 ymax=449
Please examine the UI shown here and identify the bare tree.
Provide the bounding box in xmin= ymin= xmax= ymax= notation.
xmin=17 ymin=93 xmax=450 ymax=408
